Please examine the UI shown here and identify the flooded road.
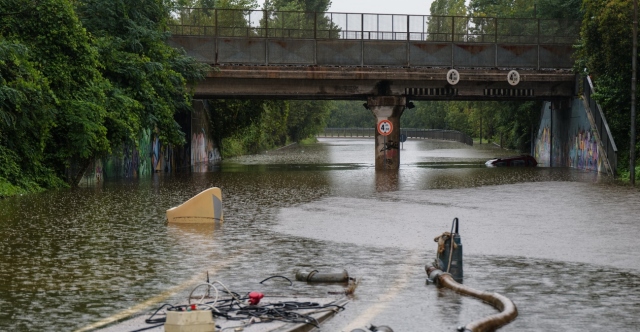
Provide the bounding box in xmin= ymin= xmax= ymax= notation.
xmin=1 ymin=138 xmax=639 ymax=331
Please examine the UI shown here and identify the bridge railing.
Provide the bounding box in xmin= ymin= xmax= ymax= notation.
xmin=168 ymin=8 xmax=579 ymax=69
xmin=169 ymin=8 xmax=579 ymax=43
xmin=583 ymin=75 xmax=618 ymax=175
xmin=318 ymin=128 xmax=473 ymax=146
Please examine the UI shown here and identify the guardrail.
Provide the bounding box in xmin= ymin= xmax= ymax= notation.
xmin=583 ymin=76 xmax=618 ymax=175
xmin=318 ymin=128 xmax=473 ymax=146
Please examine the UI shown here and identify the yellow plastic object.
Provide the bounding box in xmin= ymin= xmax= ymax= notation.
xmin=166 ymin=187 xmax=224 ymax=223
xmin=164 ymin=310 xmax=215 ymax=332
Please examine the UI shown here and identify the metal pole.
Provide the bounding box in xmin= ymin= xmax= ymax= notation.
xmin=480 ymin=114 xmax=482 ymax=144
xmin=537 ymin=18 xmax=541 ymax=70
xmin=631 ymin=0 xmax=638 ymax=185
xmin=384 ymin=135 xmax=387 ymax=169
xmin=361 ymin=13 xmax=364 ymax=66
xmin=451 ymin=16 xmax=455 ymax=67
xmin=550 ymin=105 xmax=553 ymax=167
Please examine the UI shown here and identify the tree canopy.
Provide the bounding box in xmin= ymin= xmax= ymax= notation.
xmin=0 ymin=0 xmax=207 ymax=195
xmin=577 ymin=0 xmax=637 ymax=179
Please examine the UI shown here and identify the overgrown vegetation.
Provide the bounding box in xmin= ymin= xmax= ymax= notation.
xmin=577 ymin=0 xmax=639 ymax=181
xmin=0 ymin=0 xmax=207 ymax=196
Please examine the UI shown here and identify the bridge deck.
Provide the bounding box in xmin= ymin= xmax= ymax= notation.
xmin=194 ymin=65 xmax=575 ymax=100
xmin=169 ymin=9 xmax=579 ymax=100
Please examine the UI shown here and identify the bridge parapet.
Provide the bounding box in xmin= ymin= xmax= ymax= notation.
xmin=169 ymin=9 xmax=578 ymax=43
xmin=168 ymin=8 xmax=579 ymax=70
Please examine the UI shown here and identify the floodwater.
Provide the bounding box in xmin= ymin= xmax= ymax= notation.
xmin=1 ymin=138 xmax=639 ymax=332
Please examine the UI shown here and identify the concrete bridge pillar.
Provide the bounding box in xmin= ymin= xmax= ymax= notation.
xmin=367 ymin=96 xmax=406 ymax=170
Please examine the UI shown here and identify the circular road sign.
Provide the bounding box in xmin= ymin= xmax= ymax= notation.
xmin=507 ymin=70 xmax=520 ymax=86
xmin=377 ymin=120 xmax=393 ymax=136
xmin=447 ymin=69 xmax=460 ymax=85
xmin=400 ymin=133 xmax=407 ymax=142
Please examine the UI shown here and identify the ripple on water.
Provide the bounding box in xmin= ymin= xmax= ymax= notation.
xmin=0 ymin=139 xmax=637 ymax=331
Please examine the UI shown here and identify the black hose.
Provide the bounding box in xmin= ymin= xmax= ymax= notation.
xmin=144 ymin=303 xmax=174 ymax=324
xmin=259 ymin=275 xmax=293 ymax=286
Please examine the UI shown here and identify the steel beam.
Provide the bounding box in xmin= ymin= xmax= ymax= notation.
xmin=192 ymin=65 xmax=576 ymax=100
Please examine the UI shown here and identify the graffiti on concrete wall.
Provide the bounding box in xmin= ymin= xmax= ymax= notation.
xmin=83 ymin=100 xmax=221 ymax=182
xmin=138 ymin=129 xmax=152 ymax=177
xmin=534 ymin=100 xmax=608 ymax=173
xmin=564 ymin=99 xmax=604 ymax=173
xmin=535 ymin=125 xmax=551 ymax=167
xmin=567 ymin=128 xmax=602 ymax=172
xmin=152 ymin=133 xmax=174 ymax=173
xmin=103 ymin=141 xmax=139 ymax=179
xmin=191 ymin=101 xmax=221 ymax=172
xmin=534 ymin=103 xmax=551 ymax=167
xmin=78 ymin=159 xmax=104 ymax=187
xmin=102 ymin=129 xmax=154 ymax=179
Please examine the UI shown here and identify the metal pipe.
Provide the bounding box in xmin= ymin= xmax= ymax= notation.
xmin=295 ymin=270 xmax=349 ymax=283
xmin=425 ymin=264 xmax=518 ymax=332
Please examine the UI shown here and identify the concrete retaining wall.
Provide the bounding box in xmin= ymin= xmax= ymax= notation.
xmin=79 ymin=100 xmax=221 ymax=186
xmin=534 ymin=99 xmax=606 ymax=173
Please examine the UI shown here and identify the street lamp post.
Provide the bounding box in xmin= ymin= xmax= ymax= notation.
xmin=632 ymin=0 xmax=638 ymax=185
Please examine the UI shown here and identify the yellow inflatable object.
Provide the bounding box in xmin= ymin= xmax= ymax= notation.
xmin=166 ymin=187 xmax=224 ymax=223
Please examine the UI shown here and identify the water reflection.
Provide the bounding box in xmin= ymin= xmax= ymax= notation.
xmin=167 ymin=222 xmax=220 ymax=241
xmin=375 ymin=170 xmax=399 ymax=192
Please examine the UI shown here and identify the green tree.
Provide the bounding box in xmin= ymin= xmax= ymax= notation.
xmin=287 ymin=100 xmax=330 ymax=141
xmin=0 ymin=38 xmax=62 ymax=195
xmin=171 ymin=0 xmax=259 ymax=36
xmin=577 ymin=0 xmax=637 ymax=178
xmin=77 ymin=0 xmax=209 ymax=150
xmin=263 ymin=0 xmax=330 ymax=12
xmin=402 ymin=101 xmax=447 ymax=129
xmin=325 ymin=101 xmax=374 ymax=128
xmin=428 ymin=0 xmax=467 ymax=41
xmin=0 ymin=0 xmax=208 ymax=193
xmin=262 ymin=0 xmax=336 ymax=38
xmin=1 ymin=0 xmax=111 ymax=186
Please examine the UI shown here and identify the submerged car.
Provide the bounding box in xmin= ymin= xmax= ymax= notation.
xmin=485 ymin=155 xmax=538 ymax=167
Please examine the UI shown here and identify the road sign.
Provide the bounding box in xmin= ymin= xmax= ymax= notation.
xmin=447 ymin=69 xmax=460 ymax=85
xmin=400 ymin=133 xmax=407 ymax=142
xmin=507 ymin=70 xmax=520 ymax=86
xmin=377 ymin=120 xmax=393 ymax=136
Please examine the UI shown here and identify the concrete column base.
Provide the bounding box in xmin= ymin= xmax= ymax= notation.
xmin=367 ymin=96 xmax=406 ymax=170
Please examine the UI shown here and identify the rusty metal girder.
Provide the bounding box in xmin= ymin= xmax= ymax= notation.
xmin=193 ymin=65 xmax=576 ymax=100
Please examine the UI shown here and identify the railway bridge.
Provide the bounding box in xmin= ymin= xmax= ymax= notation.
xmin=167 ymin=8 xmax=615 ymax=173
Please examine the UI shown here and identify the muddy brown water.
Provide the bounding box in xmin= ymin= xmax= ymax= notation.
xmin=1 ymin=138 xmax=639 ymax=332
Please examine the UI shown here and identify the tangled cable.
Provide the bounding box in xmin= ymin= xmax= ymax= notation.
xmin=140 ymin=279 xmax=346 ymax=332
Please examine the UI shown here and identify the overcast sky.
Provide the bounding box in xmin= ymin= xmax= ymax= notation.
xmin=328 ymin=0 xmax=435 ymax=15
xmin=256 ymin=0 xmax=436 ymax=15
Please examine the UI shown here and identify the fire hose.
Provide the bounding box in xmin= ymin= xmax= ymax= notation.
xmin=425 ymin=264 xmax=518 ymax=332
